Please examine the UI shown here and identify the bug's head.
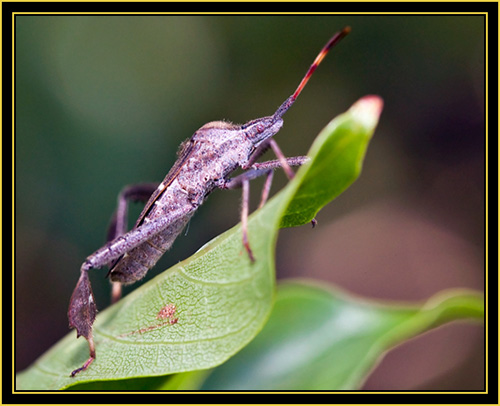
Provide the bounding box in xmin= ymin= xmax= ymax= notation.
xmin=241 ymin=116 xmax=284 ymax=146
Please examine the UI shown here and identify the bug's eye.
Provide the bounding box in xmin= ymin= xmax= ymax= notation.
xmin=256 ymin=124 xmax=265 ymax=133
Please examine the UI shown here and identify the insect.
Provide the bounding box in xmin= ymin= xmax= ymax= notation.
xmin=68 ymin=27 xmax=351 ymax=377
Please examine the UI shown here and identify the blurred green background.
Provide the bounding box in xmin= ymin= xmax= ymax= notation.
xmin=15 ymin=15 xmax=485 ymax=389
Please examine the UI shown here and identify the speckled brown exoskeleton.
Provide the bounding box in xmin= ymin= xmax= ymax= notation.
xmin=68 ymin=27 xmax=351 ymax=377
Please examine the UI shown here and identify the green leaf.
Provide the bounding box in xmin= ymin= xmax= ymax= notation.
xmin=201 ymin=281 xmax=484 ymax=390
xmin=16 ymin=96 xmax=383 ymax=390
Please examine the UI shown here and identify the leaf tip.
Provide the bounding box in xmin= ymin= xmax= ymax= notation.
xmin=349 ymin=95 xmax=384 ymax=130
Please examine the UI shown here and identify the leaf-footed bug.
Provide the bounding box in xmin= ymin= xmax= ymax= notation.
xmin=68 ymin=27 xmax=351 ymax=377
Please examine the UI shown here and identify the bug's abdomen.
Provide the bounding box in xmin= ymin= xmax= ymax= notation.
xmin=108 ymin=180 xmax=196 ymax=285
xmin=109 ymin=215 xmax=191 ymax=284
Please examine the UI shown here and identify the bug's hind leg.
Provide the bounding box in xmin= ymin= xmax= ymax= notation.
xmin=69 ymin=203 xmax=195 ymax=377
xmin=106 ymin=183 xmax=159 ymax=303
xmin=107 ymin=183 xmax=160 ymax=242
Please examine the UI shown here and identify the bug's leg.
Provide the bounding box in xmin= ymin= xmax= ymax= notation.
xmin=222 ymin=168 xmax=270 ymax=261
xmin=106 ymin=183 xmax=159 ymax=303
xmin=268 ymin=138 xmax=296 ymax=179
xmin=84 ymin=204 xmax=195 ymax=273
xmin=242 ymin=139 xmax=272 ymax=170
xmin=258 ymin=170 xmax=274 ymax=209
xmin=241 ymin=177 xmax=254 ymax=261
xmin=243 ymin=138 xmax=297 ymax=179
xmin=107 ymin=183 xmax=159 ymax=243
xmin=68 ymin=271 xmax=96 ymax=377
xmin=68 ymin=204 xmax=195 ymax=377
xmin=251 ymin=155 xmax=309 ymax=206
xmin=252 ymin=155 xmax=317 ymax=227
xmin=221 ymin=156 xmax=309 ymax=261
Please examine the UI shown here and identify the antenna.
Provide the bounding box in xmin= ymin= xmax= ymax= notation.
xmin=274 ymin=26 xmax=351 ymax=119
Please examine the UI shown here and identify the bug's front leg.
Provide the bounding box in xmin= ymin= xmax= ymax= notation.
xmin=221 ymin=155 xmax=310 ymax=261
xmin=106 ymin=183 xmax=159 ymax=303
xmin=243 ymin=138 xmax=299 ymax=179
xmin=68 ymin=204 xmax=195 ymax=377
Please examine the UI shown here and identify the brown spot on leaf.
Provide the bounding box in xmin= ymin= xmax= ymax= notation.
xmin=156 ymin=303 xmax=177 ymax=320
xmin=120 ymin=303 xmax=178 ymax=336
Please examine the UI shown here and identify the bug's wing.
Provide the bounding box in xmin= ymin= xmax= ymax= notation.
xmin=133 ymin=139 xmax=197 ymax=228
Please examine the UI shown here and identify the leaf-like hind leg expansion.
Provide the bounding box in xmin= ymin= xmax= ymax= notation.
xmin=106 ymin=183 xmax=159 ymax=303
xmin=68 ymin=271 xmax=97 ymax=377
xmin=68 ymin=204 xmax=195 ymax=376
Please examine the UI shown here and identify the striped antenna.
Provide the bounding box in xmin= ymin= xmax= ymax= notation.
xmin=274 ymin=26 xmax=351 ymax=119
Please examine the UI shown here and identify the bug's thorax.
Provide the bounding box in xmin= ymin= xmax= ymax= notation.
xmin=175 ymin=116 xmax=284 ymax=200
